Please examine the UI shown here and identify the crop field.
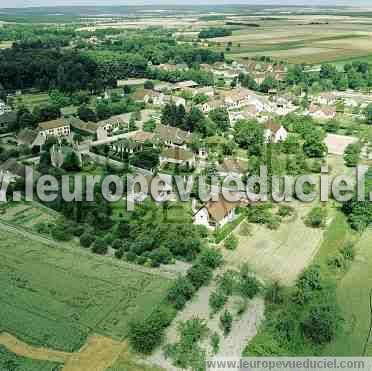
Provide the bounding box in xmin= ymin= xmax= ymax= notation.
xmin=0 ymin=345 xmax=63 ymax=370
xmin=205 ymin=15 xmax=372 ymax=64
xmin=226 ymin=202 xmax=326 ymax=286
xmin=0 ymin=227 xmax=172 ymax=352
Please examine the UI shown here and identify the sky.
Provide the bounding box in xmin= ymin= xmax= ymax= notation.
xmin=0 ymin=0 xmax=371 ymax=9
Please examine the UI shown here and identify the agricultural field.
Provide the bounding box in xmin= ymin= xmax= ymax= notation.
xmin=204 ymin=15 xmax=372 ymax=64
xmin=0 ymin=226 xmax=173 ymax=353
xmin=0 ymin=345 xmax=63 ymax=371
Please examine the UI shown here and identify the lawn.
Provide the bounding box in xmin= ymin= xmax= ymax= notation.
xmin=0 ymin=345 xmax=63 ymax=371
xmin=0 ymin=228 xmax=173 ymax=352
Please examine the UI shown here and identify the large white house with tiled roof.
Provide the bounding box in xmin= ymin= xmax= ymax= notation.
xmin=38 ymin=119 xmax=71 ymax=138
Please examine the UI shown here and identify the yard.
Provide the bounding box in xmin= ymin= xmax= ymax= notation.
xmin=0 ymin=227 xmax=173 ymax=353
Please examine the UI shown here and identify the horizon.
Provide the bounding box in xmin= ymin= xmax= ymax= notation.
xmin=1 ymin=1 xmax=371 ymax=10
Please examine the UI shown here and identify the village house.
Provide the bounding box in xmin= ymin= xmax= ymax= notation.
xmin=96 ymin=113 xmax=132 ymax=139
xmin=160 ymin=147 xmax=195 ymax=168
xmin=221 ymin=88 xmax=251 ymax=110
xmin=193 ymin=195 xmax=238 ymax=230
xmin=184 ymin=86 xmax=215 ymax=98
xmin=308 ymin=104 xmax=337 ymax=120
xmin=217 ymin=158 xmax=249 ymax=177
xmin=174 ymin=80 xmax=199 ymax=90
xmin=313 ymin=92 xmax=338 ymax=106
xmin=68 ymin=117 xmax=98 ymax=137
xmin=154 ymin=124 xmax=192 ymax=148
xmin=228 ymin=105 xmax=259 ymax=125
xmin=198 ymin=99 xmax=224 ymax=114
xmin=17 ymin=128 xmax=46 ymax=149
xmin=263 ymin=120 xmax=288 ymax=143
xmin=273 ymin=96 xmax=297 ymax=116
xmin=38 ymin=119 xmax=71 ymax=138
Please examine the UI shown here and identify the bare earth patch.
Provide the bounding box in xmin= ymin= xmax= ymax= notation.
xmin=226 ymin=202 xmax=326 ymax=286
xmin=325 ymin=133 xmax=358 ymax=156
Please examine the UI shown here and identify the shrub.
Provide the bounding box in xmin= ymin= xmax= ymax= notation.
xmin=278 ymin=205 xmax=294 ymax=218
xmin=128 ymin=307 xmax=173 ymax=354
xmin=198 ymin=248 xmax=223 ymax=269
xmin=112 ymin=239 xmax=123 ymax=250
xmin=115 ymin=248 xmax=125 ymax=259
xmin=209 ymin=289 xmax=227 ymax=314
xmin=340 ymin=241 xmax=355 ymax=261
xmin=220 ymin=310 xmax=233 ymax=336
xmin=92 ymin=238 xmax=108 ymax=255
xmin=51 ymin=223 xmax=73 ymax=241
xmin=305 ymin=206 xmax=327 ymax=228
xmin=239 ymin=275 xmax=260 ymax=299
xmin=187 ymin=263 xmax=213 ymax=290
xmin=80 ymin=233 xmax=95 ymax=248
xmin=224 ymin=235 xmax=238 ymax=250
xmin=211 ymin=332 xmax=220 ymax=354
xmin=167 ymin=277 xmax=195 ymax=310
xmin=301 ymin=304 xmax=342 ymax=345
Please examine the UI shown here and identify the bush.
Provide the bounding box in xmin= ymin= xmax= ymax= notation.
xmin=112 ymin=239 xmax=123 ymax=250
xmin=80 ymin=232 xmax=95 ymax=248
xmin=209 ymin=289 xmax=227 ymax=314
xmin=220 ymin=310 xmax=233 ymax=336
xmin=301 ymin=304 xmax=342 ymax=345
xmin=224 ymin=235 xmax=238 ymax=250
xmin=239 ymin=275 xmax=260 ymax=299
xmin=198 ymin=248 xmax=223 ymax=269
xmin=278 ymin=205 xmax=294 ymax=218
xmin=305 ymin=206 xmax=327 ymax=228
xmin=167 ymin=277 xmax=195 ymax=310
xmin=92 ymin=238 xmax=108 ymax=255
xmin=340 ymin=241 xmax=355 ymax=261
xmin=187 ymin=263 xmax=213 ymax=290
xmin=128 ymin=307 xmax=173 ymax=354
xmin=211 ymin=332 xmax=220 ymax=354
xmin=115 ymin=248 xmax=125 ymax=259
xmin=51 ymin=223 xmax=73 ymax=241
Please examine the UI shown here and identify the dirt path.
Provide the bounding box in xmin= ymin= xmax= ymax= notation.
xmin=0 ymin=333 xmax=127 ymax=371
xmin=63 ymin=335 xmax=126 ymax=371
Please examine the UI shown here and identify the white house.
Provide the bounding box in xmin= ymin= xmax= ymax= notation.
xmin=96 ymin=113 xmax=132 ymax=139
xmin=38 ymin=119 xmax=71 ymax=138
xmin=193 ymin=195 xmax=238 ymax=230
xmin=263 ymin=120 xmax=288 ymax=143
xmin=222 ymin=88 xmax=251 ymax=110
xmin=199 ymin=99 xmax=224 ymax=114
xmin=0 ymin=100 xmax=11 ymax=115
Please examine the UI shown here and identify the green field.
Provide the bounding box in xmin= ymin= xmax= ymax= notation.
xmin=0 ymin=228 xmax=172 ymax=352
xmin=323 ymin=229 xmax=372 ymax=356
xmin=0 ymin=345 xmax=63 ymax=371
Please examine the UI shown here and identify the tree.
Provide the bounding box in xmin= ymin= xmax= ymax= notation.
xmin=78 ymin=105 xmax=97 ymax=122
xmin=92 ymin=237 xmax=108 ymax=255
xmin=303 ymin=130 xmax=327 ymax=158
xmin=305 ymin=206 xmax=327 ymax=228
xmin=365 ymin=103 xmax=372 ymax=125
xmin=33 ymin=104 xmax=61 ymax=122
xmin=301 ymin=304 xmax=342 ymax=345
xmin=209 ymin=108 xmax=230 ymax=132
xmin=80 ymin=232 xmax=95 ymax=248
xmin=344 ymin=143 xmax=361 ymax=167
xmin=167 ymin=276 xmax=195 ymax=309
xmin=96 ymin=102 xmax=112 ymax=121
xmin=234 ymin=120 xmax=264 ymax=155
xmin=144 ymin=80 xmax=154 ymax=90
xmin=63 ymin=151 xmax=81 ymax=172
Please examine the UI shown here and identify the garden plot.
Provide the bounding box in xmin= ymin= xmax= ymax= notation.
xmin=225 ymin=202 xmax=326 ymax=286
